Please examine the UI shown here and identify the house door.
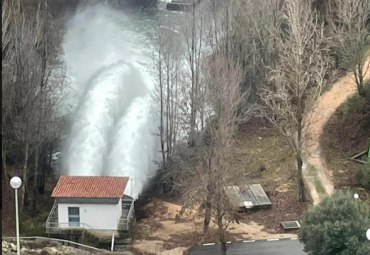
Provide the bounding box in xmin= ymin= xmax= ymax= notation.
xmin=68 ymin=207 xmax=80 ymax=227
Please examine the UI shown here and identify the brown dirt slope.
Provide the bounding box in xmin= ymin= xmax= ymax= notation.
xmin=304 ymin=59 xmax=370 ymax=204
xmin=321 ymin=91 xmax=370 ymax=190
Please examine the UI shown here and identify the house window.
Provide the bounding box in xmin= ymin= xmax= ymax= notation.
xmin=68 ymin=207 xmax=80 ymax=227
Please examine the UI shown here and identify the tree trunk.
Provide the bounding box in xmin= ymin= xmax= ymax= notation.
xmin=297 ymin=131 xmax=305 ymax=202
xmin=48 ymin=142 xmax=53 ymax=173
xmin=354 ymin=63 xmax=365 ymax=97
xmin=297 ymin=152 xmax=305 ymax=202
xmin=297 ymin=89 xmax=306 ymax=202
xmin=189 ymin=0 xmax=196 ymax=147
xmin=166 ymin=66 xmax=171 ymax=158
xmin=203 ymin=194 xmax=212 ymax=234
xmin=20 ymin=143 xmax=29 ymax=214
xmin=217 ymin=215 xmax=227 ymax=255
xmin=2 ymin=147 xmax=9 ymax=182
xmin=32 ymin=146 xmax=39 ymax=211
xmin=159 ymin=34 xmax=166 ymax=168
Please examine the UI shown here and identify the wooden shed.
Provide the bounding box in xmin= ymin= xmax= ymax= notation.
xmin=224 ymin=184 xmax=272 ymax=211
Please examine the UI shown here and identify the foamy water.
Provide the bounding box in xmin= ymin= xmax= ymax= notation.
xmin=63 ymin=3 xmax=161 ymax=199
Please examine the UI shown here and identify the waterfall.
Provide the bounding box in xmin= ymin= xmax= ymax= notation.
xmin=63 ymin=3 xmax=160 ymax=199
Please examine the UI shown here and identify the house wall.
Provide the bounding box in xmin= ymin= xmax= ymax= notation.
xmin=58 ymin=199 xmax=122 ymax=230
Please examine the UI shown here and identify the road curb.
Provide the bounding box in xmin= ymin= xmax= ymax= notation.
xmin=202 ymin=237 xmax=300 ymax=246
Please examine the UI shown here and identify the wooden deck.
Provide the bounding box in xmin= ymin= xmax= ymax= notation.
xmin=224 ymin=184 xmax=272 ymax=211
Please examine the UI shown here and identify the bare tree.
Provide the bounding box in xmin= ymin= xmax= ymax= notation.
xmin=232 ymin=0 xmax=281 ymax=102
xmin=5 ymin=0 xmax=44 ymax=212
xmin=2 ymin=0 xmax=65 ymax=212
xmin=259 ymin=0 xmax=333 ymax=202
xmin=165 ymin=2 xmax=257 ymax=244
xmin=203 ymin=54 xmax=246 ymax=254
xmin=152 ymin=21 xmax=185 ymax=194
xmin=153 ymin=26 xmax=182 ymax=154
xmin=2 ymin=0 xmax=15 ymax=182
xmin=328 ymin=0 xmax=370 ymax=96
xmin=173 ymin=52 xmax=254 ymax=255
xmin=178 ymin=1 xmax=206 ymax=146
xmin=196 ymin=52 xmax=255 ymax=254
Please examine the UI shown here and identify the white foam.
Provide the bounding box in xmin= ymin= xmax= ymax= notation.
xmin=63 ymin=3 xmax=160 ymax=198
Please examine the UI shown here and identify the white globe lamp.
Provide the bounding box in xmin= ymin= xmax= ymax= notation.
xmin=10 ymin=176 xmax=22 ymax=189
xmin=354 ymin=193 xmax=359 ymax=199
xmin=10 ymin=176 xmax=22 ymax=255
xmin=366 ymin=228 xmax=370 ymax=241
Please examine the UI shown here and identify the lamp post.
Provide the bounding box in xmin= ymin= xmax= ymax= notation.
xmin=10 ymin=176 xmax=22 ymax=255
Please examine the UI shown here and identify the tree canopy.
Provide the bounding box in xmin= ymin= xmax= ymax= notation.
xmin=299 ymin=190 xmax=370 ymax=255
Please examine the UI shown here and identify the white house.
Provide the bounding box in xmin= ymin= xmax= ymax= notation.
xmin=46 ymin=175 xmax=135 ymax=236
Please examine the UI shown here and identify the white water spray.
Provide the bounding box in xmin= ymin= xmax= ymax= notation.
xmin=63 ymin=4 xmax=160 ymax=199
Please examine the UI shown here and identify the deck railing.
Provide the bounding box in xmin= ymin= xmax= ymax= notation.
xmin=46 ymin=222 xmax=101 ymax=240
xmin=117 ymin=199 xmax=135 ymax=230
xmin=45 ymin=200 xmax=58 ymax=228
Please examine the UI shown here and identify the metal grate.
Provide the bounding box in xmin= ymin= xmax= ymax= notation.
xmin=281 ymin=221 xmax=301 ymax=230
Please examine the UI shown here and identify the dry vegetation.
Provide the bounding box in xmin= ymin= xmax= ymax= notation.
xmin=131 ymin=118 xmax=309 ymax=255
xmin=2 ymin=167 xmax=57 ymax=237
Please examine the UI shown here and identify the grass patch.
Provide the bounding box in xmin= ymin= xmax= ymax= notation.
xmin=308 ymin=165 xmax=317 ymax=176
xmin=20 ymin=176 xmax=57 ymax=236
xmin=132 ymin=224 xmax=151 ymax=239
xmin=21 ymin=209 xmax=50 ymax=236
xmin=219 ymin=118 xmax=309 ymax=232
xmin=230 ymin=119 xmax=296 ymax=191
xmin=315 ymin=178 xmax=326 ymax=195
xmin=339 ymin=45 xmax=370 ymax=71
xmin=365 ymin=46 xmax=370 ymax=59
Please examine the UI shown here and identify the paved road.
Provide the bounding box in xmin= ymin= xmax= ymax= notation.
xmin=188 ymin=239 xmax=306 ymax=255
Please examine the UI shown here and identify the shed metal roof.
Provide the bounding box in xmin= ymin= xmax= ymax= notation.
xmin=224 ymin=184 xmax=272 ymax=209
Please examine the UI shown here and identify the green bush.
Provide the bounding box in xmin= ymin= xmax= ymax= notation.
xmin=299 ymin=190 xmax=370 ymax=255
xmin=364 ymin=79 xmax=370 ymax=105
xmin=361 ymin=161 xmax=370 ymax=190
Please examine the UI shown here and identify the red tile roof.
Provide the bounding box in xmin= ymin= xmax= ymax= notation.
xmin=51 ymin=175 xmax=129 ymax=198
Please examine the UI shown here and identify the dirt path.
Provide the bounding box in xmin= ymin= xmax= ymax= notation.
xmin=304 ymin=60 xmax=370 ymax=205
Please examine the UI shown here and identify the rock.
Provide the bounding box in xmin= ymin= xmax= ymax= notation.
xmin=338 ymin=170 xmax=345 ymax=174
xmin=46 ymin=241 xmax=62 ymax=248
xmin=2 ymin=240 xmax=100 ymax=255
xmin=21 ymin=247 xmax=31 ymax=255
xmin=40 ymin=247 xmax=59 ymax=255
xmin=59 ymin=246 xmax=72 ymax=255
xmin=26 ymin=250 xmax=42 ymax=255
xmin=9 ymin=243 xmax=16 ymax=252
xmin=29 ymin=240 xmax=47 ymax=250
xmin=160 ymin=247 xmax=188 ymax=255
xmin=60 ymin=250 xmax=78 ymax=255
